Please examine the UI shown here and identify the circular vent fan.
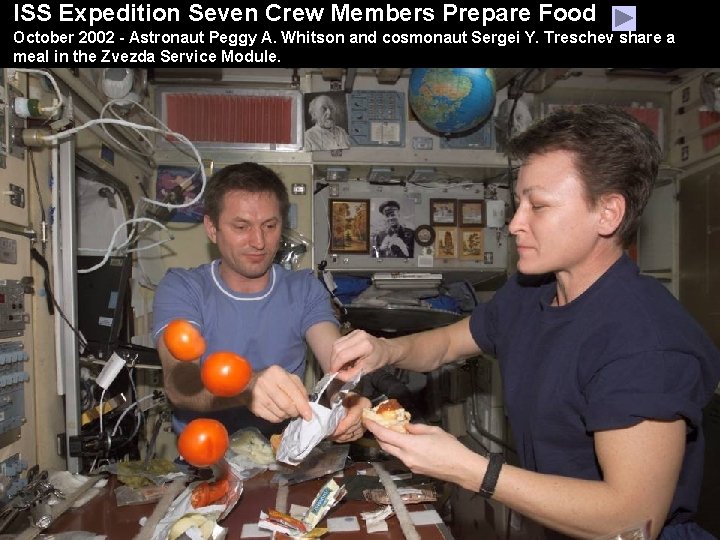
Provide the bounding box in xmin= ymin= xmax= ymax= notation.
xmin=97 ymin=68 xmax=147 ymax=106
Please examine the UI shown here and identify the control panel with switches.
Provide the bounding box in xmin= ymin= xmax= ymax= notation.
xmin=0 ymin=280 xmax=25 ymax=338
xmin=0 ymin=341 xmax=29 ymax=435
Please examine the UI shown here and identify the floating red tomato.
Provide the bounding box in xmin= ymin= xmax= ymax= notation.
xmin=201 ymin=352 xmax=253 ymax=397
xmin=177 ymin=418 xmax=229 ymax=468
xmin=163 ymin=319 xmax=206 ymax=362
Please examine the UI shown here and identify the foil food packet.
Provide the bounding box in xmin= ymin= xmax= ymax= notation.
xmin=276 ymin=370 xmax=362 ymax=466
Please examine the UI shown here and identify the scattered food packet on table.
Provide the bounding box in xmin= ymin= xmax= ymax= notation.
xmin=165 ymin=512 xmax=226 ymax=540
xmin=259 ymin=478 xmax=347 ymax=538
xmin=258 ymin=509 xmax=318 ymax=537
xmin=226 ymin=426 xmax=277 ymax=479
xmin=360 ymin=505 xmax=395 ymax=527
xmin=303 ymin=478 xmax=347 ymax=530
xmin=115 ymin=483 xmax=172 ymax=507
xmin=271 ymin=442 xmax=349 ymax=485
xmin=155 ymin=508 xmax=224 ymax=540
xmin=106 ymin=458 xmax=188 ymax=488
xmin=363 ymin=486 xmax=437 ymax=505
xmin=150 ymin=465 xmax=242 ymax=540
xmin=190 ymin=476 xmax=234 ymax=509
xmin=277 ymin=371 xmax=362 ymax=466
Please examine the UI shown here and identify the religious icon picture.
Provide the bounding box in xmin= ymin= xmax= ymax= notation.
xmin=329 ymin=199 xmax=370 ymax=254
xmin=460 ymin=228 xmax=485 ymax=260
xmin=434 ymin=226 xmax=458 ymax=259
xmin=414 ymin=225 xmax=435 ymax=247
xmin=459 ymin=200 xmax=486 ymax=227
xmin=430 ymin=199 xmax=457 ymax=226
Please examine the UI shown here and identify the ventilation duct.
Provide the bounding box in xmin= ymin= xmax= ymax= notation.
xmin=156 ymin=86 xmax=303 ymax=151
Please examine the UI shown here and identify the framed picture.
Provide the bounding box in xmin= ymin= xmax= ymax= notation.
xmin=459 ymin=200 xmax=487 ymax=227
xmin=414 ymin=225 xmax=435 ymax=247
xmin=434 ymin=226 xmax=458 ymax=259
xmin=370 ymin=198 xmax=416 ymax=258
xmin=303 ymin=91 xmax=351 ymax=151
xmin=329 ymin=199 xmax=370 ymax=254
xmin=156 ymin=165 xmax=204 ymax=222
xmin=460 ymin=228 xmax=485 ymax=260
xmin=430 ymin=199 xmax=457 ymax=226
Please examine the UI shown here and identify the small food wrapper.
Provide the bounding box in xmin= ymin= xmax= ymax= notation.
xmin=258 ymin=478 xmax=347 ymax=538
xmin=226 ymin=427 xmax=278 ymax=480
xmin=363 ymin=486 xmax=437 ymax=505
xmin=150 ymin=468 xmax=242 ymax=540
xmin=277 ymin=371 xmax=362 ymax=466
xmin=360 ymin=505 xmax=394 ymax=532
xmin=151 ymin=491 xmax=225 ymax=540
xmin=304 ymin=478 xmax=347 ymax=530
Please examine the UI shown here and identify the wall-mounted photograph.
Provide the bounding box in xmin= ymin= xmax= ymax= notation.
xmin=494 ymin=93 xmax=535 ymax=153
xmin=329 ymin=199 xmax=369 ymax=253
xmin=430 ymin=198 xmax=457 ymax=226
xmin=460 ymin=228 xmax=485 ymax=260
xmin=459 ymin=200 xmax=487 ymax=227
xmin=414 ymin=224 xmax=436 ymax=247
xmin=458 ymin=199 xmax=486 ymax=227
xmin=156 ymin=165 xmax=203 ymax=222
xmin=434 ymin=226 xmax=458 ymax=259
xmin=304 ymin=91 xmax=351 ymax=151
xmin=371 ymin=198 xmax=415 ymax=258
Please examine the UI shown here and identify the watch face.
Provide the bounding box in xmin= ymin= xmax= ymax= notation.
xmin=414 ymin=225 xmax=435 ymax=247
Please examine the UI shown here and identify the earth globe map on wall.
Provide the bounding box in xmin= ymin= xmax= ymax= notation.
xmin=408 ymin=68 xmax=496 ymax=136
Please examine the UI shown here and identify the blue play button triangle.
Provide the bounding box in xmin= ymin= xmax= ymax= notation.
xmin=612 ymin=6 xmax=636 ymax=31
xmin=614 ymin=8 xmax=633 ymax=27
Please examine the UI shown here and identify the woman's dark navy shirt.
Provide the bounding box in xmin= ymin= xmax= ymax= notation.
xmin=469 ymin=254 xmax=720 ymax=528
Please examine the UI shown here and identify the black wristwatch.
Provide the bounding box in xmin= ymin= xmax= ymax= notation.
xmin=479 ymin=453 xmax=504 ymax=499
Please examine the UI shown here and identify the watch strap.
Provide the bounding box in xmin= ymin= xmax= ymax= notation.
xmin=479 ymin=453 xmax=504 ymax=499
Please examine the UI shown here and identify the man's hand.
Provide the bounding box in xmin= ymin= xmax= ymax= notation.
xmin=330 ymin=393 xmax=371 ymax=443
xmin=245 ymin=365 xmax=313 ymax=423
xmin=329 ymin=329 xmax=389 ymax=381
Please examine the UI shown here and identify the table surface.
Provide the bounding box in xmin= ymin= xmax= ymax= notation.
xmin=46 ymin=462 xmax=455 ymax=539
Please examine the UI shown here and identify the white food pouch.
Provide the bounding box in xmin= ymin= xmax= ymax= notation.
xmin=276 ymin=371 xmax=362 ymax=465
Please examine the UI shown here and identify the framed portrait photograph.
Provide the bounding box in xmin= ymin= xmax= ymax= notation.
xmin=459 ymin=200 xmax=487 ymax=227
xmin=370 ymin=197 xmax=416 ymax=258
xmin=460 ymin=228 xmax=485 ymax=260
xmin=430 ymin=199 xmax=457 ymax=226
xmin=329 ymin=199 xmax=370 ymax=254
xmin=303 ymin=91 xmax=351 ymax=152
xmin=434 ymin=226 xmax=458 ymax=259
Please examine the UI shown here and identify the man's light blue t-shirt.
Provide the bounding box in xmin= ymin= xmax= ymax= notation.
xmin=152 ymin=261 xmax=338 ymax=435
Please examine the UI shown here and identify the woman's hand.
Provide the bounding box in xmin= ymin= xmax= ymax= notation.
xmin=329 ymin=329 xmax=389 ymax=381
xmin=364 ymin=420 xmax=480 ymax=487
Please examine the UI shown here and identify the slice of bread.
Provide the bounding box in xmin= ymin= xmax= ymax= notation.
xmin=361 ymin=398 xmax=411 ymax=433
